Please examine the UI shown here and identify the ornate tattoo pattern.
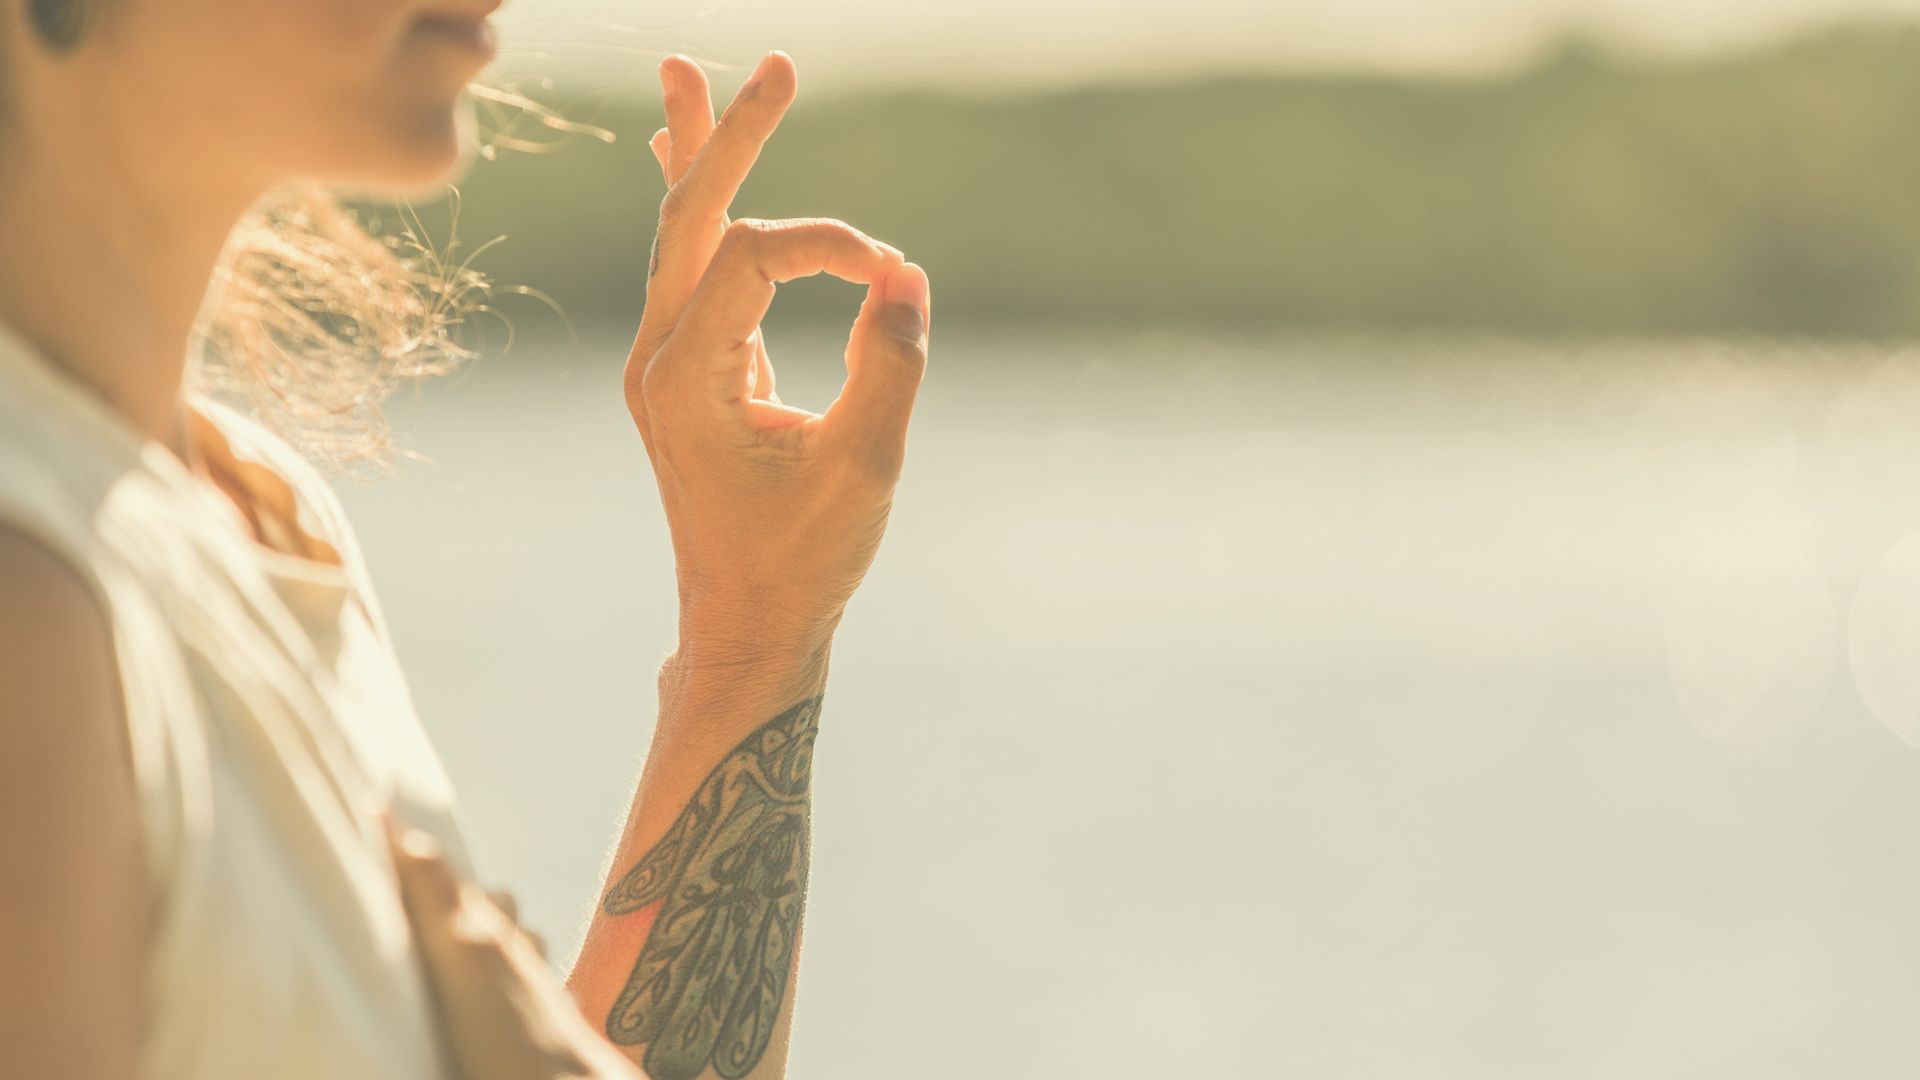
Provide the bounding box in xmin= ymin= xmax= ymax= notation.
xmin=601 ymin=697 xmax=820 ymax=1080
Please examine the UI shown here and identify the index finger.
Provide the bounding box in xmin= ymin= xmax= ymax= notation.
xmin=386 ymin=820 xmax=460 ymax=922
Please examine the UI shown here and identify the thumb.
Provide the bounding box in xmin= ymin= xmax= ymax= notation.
xmin=830 ymin=263 xmax=930 ymax=476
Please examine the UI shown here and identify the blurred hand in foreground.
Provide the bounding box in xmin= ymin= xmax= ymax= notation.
xmin=389 ymin=823 xmax=640 ymax=1080
xmin=625 ymin=51 xmax=931 ymax=684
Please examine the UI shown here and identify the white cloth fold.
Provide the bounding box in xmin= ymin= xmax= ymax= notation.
xmin=0 ymin=324 xmax=470 ymax=1080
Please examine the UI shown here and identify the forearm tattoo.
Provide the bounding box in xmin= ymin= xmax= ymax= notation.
xmin=601 ymin=697 xmax=821 ymax=1080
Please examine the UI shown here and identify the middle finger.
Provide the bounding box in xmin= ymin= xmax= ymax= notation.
xmin=660 ymin=55 xmax=716 ymax=185
xmin=651 ymin=51 xmax=797 ymax=297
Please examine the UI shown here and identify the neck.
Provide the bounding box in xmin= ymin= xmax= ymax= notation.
xmin=0 ymin=115 xmax=262 ymax=458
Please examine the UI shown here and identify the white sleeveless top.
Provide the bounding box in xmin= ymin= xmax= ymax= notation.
xmin=0 ymin=323 xmax=470 ymax=1080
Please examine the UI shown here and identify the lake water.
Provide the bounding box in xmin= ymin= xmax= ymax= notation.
xmin=336 ymin=326 xmax=1920 ymax=1078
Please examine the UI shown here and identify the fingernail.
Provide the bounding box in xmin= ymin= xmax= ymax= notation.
xmin=399 ymin=827 xmax=443 ymax=861
xmin=884 ymin=263 xmax=930 ymax=318
xmin=743 ymin=51 xmax=774 ymax=91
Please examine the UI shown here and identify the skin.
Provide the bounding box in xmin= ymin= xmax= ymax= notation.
xmin=0 ymin=2 xmax=927 ymax=1078
xmin=0 ymin=530 xmax=144 ymax=1080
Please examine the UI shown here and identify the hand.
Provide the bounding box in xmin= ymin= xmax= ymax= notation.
xmin=388 ymin=824 xmax=641 ymax=1080
xmin=626 ymin=53 xmax=931 ymax=679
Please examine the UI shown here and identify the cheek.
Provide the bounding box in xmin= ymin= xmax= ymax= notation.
xmin=105 ymin=1 xmax=459 ymax=185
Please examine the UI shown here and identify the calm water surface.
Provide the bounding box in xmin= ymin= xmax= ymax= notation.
xmin=336 ymin=327 xmax=1920 ymax=1078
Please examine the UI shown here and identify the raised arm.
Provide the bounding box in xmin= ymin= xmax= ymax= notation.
xmin=392 ymin=53 xmax=926 ymax=1080
xmin=562 ymin=52 xmax=930 ymax=1080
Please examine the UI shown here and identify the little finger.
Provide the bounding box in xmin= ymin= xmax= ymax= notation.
xmin=649 ymin=127 xmax=671 ymax=179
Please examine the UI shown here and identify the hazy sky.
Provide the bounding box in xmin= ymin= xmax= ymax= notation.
xmin=494 ymin=0 xmax=1920 ymax=94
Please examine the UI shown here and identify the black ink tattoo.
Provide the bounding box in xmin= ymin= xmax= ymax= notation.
xmin=648 ymin=234 xmax=662 ymax=280
xmin=602 ymin=698 xmax=820 ymax=1080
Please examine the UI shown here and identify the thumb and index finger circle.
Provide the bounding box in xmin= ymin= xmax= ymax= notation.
xmin=653 ymin=218 xmax=906 ymax=403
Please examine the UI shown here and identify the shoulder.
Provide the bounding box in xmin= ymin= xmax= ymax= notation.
xmin=0 ymin=525 xmax=145 ymax=1079
xmin=0 ymin=525 xmax=126 ymax=802
xmin=0 ymin=523 xmax=116 ymax=702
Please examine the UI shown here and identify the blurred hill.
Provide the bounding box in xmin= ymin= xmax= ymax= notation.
xmin=430 ymin=24 xmax=1920 ymax=337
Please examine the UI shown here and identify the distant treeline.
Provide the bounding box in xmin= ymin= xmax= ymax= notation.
xmin=424 ymin=25 xmax=1920 ymax=336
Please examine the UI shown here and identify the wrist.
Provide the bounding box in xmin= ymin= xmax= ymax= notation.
xmin=676 ymin=589 xmax=842 ymax=661
xmin=657 ymin=626 xmax=833 ymax=729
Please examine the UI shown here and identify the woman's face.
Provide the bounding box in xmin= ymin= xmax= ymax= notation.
xmin=12 ymin=0 xmax=499 ymax=193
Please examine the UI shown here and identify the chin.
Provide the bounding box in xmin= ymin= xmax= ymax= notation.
xmin=328 ymin=96 xmax=474 ymax=195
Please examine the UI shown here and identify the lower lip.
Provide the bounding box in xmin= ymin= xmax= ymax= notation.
xmin=416 ymin=16 xmax=495 ymax=60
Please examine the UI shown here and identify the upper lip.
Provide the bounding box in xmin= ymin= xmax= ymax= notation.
xmin=421 ymin=0 xmax=502 ymax=21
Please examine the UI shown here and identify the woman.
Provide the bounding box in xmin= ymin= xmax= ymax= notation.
xmin=0 ymin=2 xmax=931 ymax=1078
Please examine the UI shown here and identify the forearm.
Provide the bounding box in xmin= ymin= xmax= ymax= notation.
xmin=567 ymin=633 xmax=832 ymax=1080
xmin=563 ymin=45 xmax=927 ymax=1080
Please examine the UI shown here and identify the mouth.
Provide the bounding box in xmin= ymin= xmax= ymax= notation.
xmin=413 ymin=14 xmax=496 ymax=61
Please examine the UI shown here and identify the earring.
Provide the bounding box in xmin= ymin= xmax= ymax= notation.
xmin=28 ymin=0 xmax=90 ymax=53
